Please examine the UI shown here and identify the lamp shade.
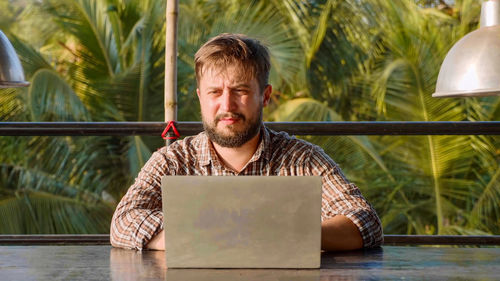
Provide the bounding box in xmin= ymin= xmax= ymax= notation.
xmin=0 ymin=30 xmax=29 ymax=88
xmin=433 ymin=0 xmax=500 ymax=97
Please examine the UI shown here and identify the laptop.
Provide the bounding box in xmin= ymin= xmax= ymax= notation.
xmin=161 ymin=176 xmax=322 ymax=269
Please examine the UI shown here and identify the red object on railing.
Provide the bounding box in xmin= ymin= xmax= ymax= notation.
xmin=161 ymin=121 xmax=180 ymax=140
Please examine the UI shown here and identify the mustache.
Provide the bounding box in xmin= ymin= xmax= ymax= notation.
xmin=214 ymin=112 xmax=246 ymax=123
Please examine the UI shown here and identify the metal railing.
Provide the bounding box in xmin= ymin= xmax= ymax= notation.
xmin=0 ymin=234 xmax=499 ymax=246
xmin=1 ymin=121 xmax=499 ymax=246
xmin=1 ymin=121 xmax=500 ymax=136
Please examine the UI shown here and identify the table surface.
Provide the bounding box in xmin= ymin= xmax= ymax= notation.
xmin=0 ymin=245 xmax=499 ymax=281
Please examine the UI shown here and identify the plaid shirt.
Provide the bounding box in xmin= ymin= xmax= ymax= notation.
xmin=110 ymin=126 xmax=383 ymax=250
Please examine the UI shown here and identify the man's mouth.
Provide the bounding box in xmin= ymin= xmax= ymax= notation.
xmin=215 ymin=113 xmax=245 ymax=125
xmin=219 ymin=117 xmax=238 ymax=125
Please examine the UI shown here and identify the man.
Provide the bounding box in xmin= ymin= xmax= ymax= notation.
xmin=110 ymin=33 xmax=383 ymax=251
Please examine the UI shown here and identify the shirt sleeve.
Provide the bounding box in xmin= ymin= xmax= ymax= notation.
xmin=306 ymin=145 xmax=383 ymax=248
xmin=110 ymin=148 xmax=170 ymax=250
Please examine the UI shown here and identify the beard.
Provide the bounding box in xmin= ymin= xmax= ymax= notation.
xmin=203 ymin=109 xmax=263 ymax=148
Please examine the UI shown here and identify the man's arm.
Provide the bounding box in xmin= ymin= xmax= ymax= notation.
xmin=307 ymin=146 xmax=384 ymax=249
xmin=110 ymin=149 xmax=169 ymax=250
xmin=321 ymin=215 xmax=363 ymax=251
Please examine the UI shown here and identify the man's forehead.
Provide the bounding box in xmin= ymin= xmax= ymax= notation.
xmin=199 ymin=64 xmax=255 ymax=86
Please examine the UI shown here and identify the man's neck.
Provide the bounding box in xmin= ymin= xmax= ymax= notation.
xmin=211 ymin=132 xmax=261 ymax=173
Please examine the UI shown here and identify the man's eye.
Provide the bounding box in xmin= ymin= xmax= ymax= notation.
xmin=234 ymin=89 xmax=248 ymax=95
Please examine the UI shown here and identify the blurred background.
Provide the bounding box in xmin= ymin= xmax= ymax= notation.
xmin=0 ymin=0 xmax=498 ymax=237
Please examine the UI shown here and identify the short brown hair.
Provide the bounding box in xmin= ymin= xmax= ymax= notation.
xmin=194 ymin=33 xmax=271 ymax=91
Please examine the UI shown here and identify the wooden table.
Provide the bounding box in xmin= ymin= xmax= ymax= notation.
xmin=0 ymin=245 xmax=499 ymax=280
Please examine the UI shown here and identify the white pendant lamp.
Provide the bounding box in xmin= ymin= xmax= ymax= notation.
xmin=0 ymin=30 xmax=29 ymax=88
xmin=433 ymin=0 xmax=500 ymax=97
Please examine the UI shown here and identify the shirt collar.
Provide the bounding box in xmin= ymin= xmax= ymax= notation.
xmin=197 ymin=124 xmax=271 ymax=166
xmin=247 ymin=125 xmax=271 ymax=164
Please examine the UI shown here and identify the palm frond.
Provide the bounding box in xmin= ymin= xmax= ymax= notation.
xmin=127 ymin=136 xmax=152 ymax=176
xmin=44 ymin=0 xmax=119 ymax=77
xmin=0 ymin=191 xmax=112 ymax=234
xmin=0 ymin=88 xmax=25 ymax=121
xmin=271 ymin=97 xmax=395 ymax=185
xmin=28 ymin=69 xmax=90 ymax=121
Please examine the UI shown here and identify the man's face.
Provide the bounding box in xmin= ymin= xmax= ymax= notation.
xmin=197 ymin=65 xmax=271 ymax=148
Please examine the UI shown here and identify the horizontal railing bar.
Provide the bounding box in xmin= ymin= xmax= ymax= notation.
xmin=383 ymin=235 xmax=500 ymax=246
xmin=0 ymin=235 xmax=499 ymax=246
xmin=0 ymin=234 xmax=110 ymax=245
xmin=0 ymin=121 xmax=500 ymax=136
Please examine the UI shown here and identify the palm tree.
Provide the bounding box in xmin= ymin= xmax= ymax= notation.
xmin=0 ymin=0 xmax=308 ymax=234
xmin=272 ymin=0 xmax=499 ymax=235
xmin=0 ymin=0 xmax=167 ymax=233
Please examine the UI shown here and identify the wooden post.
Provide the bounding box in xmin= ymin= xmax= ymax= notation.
xmin=164 ymin=0 xmax=178 ymax=145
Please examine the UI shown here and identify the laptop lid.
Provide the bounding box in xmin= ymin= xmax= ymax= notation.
xmin=161 ymin=176 xmax=322 ymax=269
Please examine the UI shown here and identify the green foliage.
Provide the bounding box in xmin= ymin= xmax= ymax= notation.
xmin=0 ymin=190 xmax=112 ymax=234
xmin=270 ymin=0 xmax=499 ymax=235
xmin=175 ymin=0 xmax=304 ymax=120
xmin=0 ymin=0 xmax=498 ymax=235
xmin=0 ymin=0 xmax=165 ymax=233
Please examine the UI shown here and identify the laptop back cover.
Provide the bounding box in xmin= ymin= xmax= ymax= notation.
xmin=161 ymin=176 xmax=322 ymax=268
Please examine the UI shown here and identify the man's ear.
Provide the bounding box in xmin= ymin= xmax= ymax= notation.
xmin=262 ymin=84 xmax=272 ymax=107
xmin=196 ymin=88 xmax=201 ymax=100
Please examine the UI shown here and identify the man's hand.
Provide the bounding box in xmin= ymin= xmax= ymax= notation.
xmin=146 ymin=230 xmax=165 ymax=250
xmin=321 ymin=215 xmax=363 ymax=251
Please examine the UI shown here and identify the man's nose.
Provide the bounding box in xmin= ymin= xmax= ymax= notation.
xmin=220 ymin=90 xmax=236 ymax=112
